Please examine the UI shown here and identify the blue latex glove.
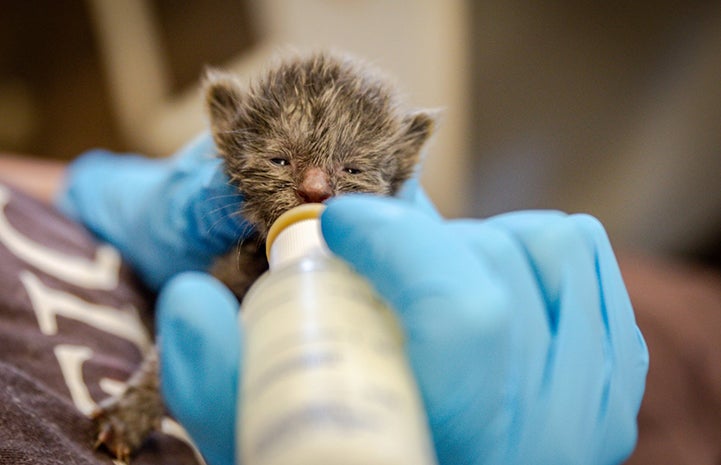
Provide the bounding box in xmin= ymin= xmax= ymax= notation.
xmin=157 ymin=195 xmax=648 ymax=465
xmin=56 ymin=133 xmax=250 ymax=290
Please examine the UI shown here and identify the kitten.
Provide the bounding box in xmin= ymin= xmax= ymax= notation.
xmin=92 ymin=51 xmax=436 ymax=462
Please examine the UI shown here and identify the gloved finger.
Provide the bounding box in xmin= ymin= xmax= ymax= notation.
xmin=484 ymin=211 xmax=604 ymax=338
xmin=321 ymin=195 xmax=511 ymax=463
xmin=57 ymin=131 xmax=217 ymax=229
xmin=57 ymin=135 xmax=251 ymax=290
xmin=446 ymin=220 xmax=551 ymax=417
xmin=157 ymin=272 xmax=242 ymax=465
xmin=56 ymin=149 xmax=169 ymax=229
xmin=484 ymin=211 xmax=612 ymax=463
xmin=395 ymin=176 xmax=441 ymax=219
xmin=571 ymin=214 xmax=648 ymax=463
xmin=169 ymin=132 xmax=252 ymax=249
xmin=571 ymin=214 xmax=648 ymax=382
xmin=438 ymin=220 xmax=556 ymax=463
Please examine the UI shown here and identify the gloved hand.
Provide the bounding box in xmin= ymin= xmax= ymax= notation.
xmin=157 ymin=195 xmax=649 ymax=465
xmin=56 ymin=133 xmax=249 ymax=290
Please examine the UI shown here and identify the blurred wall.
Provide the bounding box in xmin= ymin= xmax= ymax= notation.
xmin=1 ymin=0 xmax=720 ymax=264
xmin=0 ymin=0 xmax=255 ymax=159
xmin=466 ymin=1 xmax=721 ymax=262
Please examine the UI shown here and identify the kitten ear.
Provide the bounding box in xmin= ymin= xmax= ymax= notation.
xmin=404 ymin=110 xmax=437 ymax=144
xmin=391 ymin=109 xmax=439 ymax=192
xmin=202 ymin=68 xmax=245 ymax=152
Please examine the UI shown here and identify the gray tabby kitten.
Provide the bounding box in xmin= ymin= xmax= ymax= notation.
xmin=92 ymin=51 xmax=436 ymax=462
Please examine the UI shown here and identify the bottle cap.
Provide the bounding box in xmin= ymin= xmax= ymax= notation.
xmin=266 ymin=203 xmax=330 ymax=270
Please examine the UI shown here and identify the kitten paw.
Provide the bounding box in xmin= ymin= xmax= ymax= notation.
xmin=91 ymin=387 xmax=163 ymax=463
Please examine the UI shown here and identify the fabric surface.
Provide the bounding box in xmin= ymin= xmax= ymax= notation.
xmin=621 ymin=254 xmax=721 ymax=465
xmin=0 ymin=181 xmax=203 ymax=465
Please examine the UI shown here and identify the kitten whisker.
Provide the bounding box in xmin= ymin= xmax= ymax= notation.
xmin=205 ymin=193 xmax=244 ymax=201
xmin=204 ymin=208 xmax=252 ymax=237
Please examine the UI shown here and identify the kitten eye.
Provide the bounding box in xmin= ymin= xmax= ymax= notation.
xmin=270 ymin=157 xmax=290 ymax=166
xmin=343 ymin=167 xmax=363 ymax=175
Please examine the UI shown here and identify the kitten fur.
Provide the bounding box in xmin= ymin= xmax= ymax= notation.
xmin=208 ymin=51 xmax=434 ymax=237
xmin=92 ymin=51 xmax=436 ymax=462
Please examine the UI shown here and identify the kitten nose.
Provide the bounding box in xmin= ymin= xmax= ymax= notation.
xmin=298 ymin=168 xmax=332 ymax=203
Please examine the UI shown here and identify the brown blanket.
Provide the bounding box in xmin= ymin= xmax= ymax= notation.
xmin=622 ymin=254 xmax=721 ymax=464
xmin=0 ymin=182 xmax=201 ymax=464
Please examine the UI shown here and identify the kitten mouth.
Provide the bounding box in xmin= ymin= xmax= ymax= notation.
xmin=258 ymin=199 xmax=321 ymax=239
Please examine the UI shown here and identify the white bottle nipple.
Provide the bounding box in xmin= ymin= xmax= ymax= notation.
xmin=266 ymin=203 xmax=330 ymax=270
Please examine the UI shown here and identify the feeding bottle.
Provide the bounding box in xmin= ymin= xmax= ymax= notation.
xmin=237 ymin=203 xmax=437 ymax=465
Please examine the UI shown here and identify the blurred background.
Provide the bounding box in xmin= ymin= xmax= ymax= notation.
xmin=1 ymin=0 xmax=720 ymax=267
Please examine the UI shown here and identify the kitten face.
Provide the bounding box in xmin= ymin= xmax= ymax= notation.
xmin=205 ymin=52 xmax=435 ymax=236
